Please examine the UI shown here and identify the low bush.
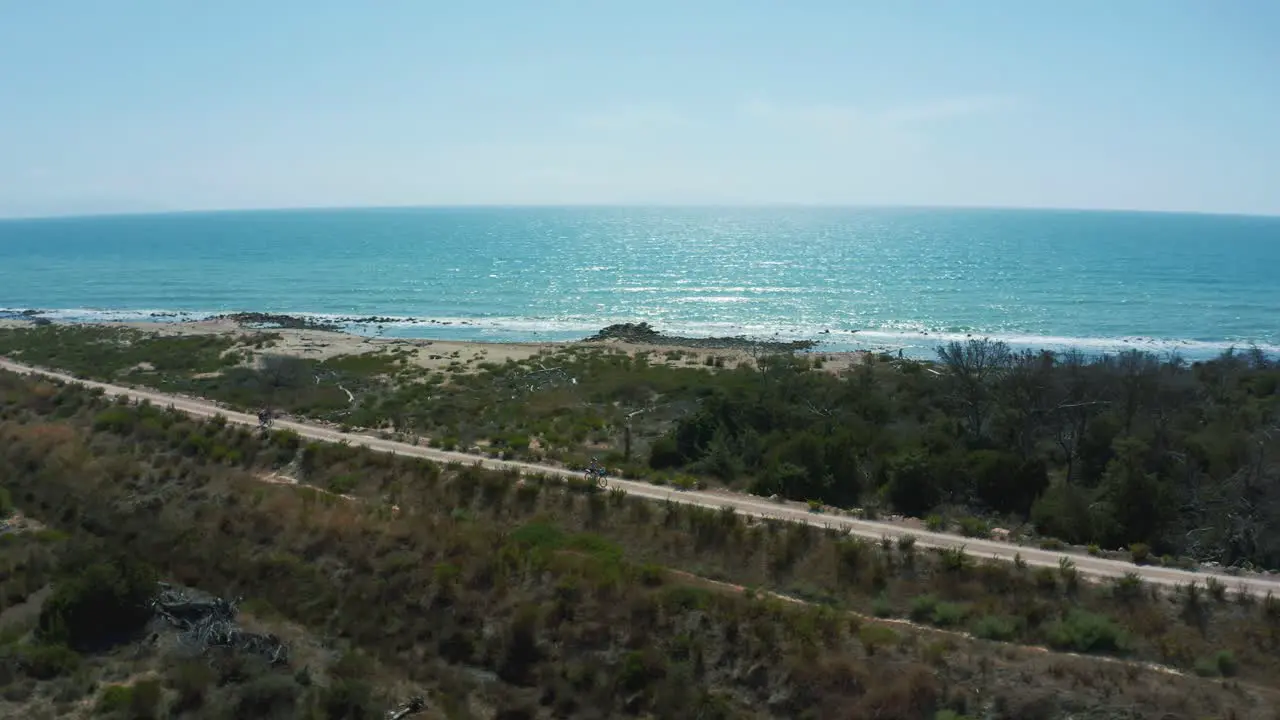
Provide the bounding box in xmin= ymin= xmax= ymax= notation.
xmin=909 ymin=595 xmax=939 ymax=623
xmin=957 ymin=516 xmax=989 ymax=539
xmin=931 ymin=602 xmax=969 ymax=628
xmin=970 ymin=615 xmax=1019 ymax=642
xmin=1129 ymin=543 xmax=1152 ymax=565
xmin=1044 ymin=610 xmax=1128 ymax=654
xmin=11 ymin=642 xmax=81 ymax=679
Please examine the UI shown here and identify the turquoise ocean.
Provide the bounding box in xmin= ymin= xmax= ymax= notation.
xmin=1 ymin=206 xmax=1277 ymax=360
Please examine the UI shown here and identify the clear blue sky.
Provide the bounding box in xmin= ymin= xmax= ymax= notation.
xmin=2 ymin=1 xmax=1278 ymax=217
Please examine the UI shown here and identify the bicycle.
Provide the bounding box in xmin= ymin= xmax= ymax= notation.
xmin=584 ymin=465 xmax=608 ymax=489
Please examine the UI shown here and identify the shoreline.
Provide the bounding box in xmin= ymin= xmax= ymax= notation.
xmin=2 ymin=307 xmax=1277 ymax=362
xmin=0 ymin=313 xmax=873 ymax=374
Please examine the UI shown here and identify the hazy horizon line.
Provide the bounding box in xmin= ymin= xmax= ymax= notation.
xmin=3 ymin=201 xmax=1278 ymax=223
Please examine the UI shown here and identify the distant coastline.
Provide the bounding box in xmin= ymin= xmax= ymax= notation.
xmin=4 ymin=203 xmax=1280 ymax=223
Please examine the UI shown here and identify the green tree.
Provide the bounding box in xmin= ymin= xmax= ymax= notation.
xmin=967 ymin=450 xmax=1047 ymax=516
xmin=885 ymin=452 xmax=942 ymax=517
xmin=39 ymin=555 xmax=157 ymax=650
xmin=1030 ymin=482 xmax=1097 ymax=545
xmin=1098 ymin=436 xmax=1170 ymax=547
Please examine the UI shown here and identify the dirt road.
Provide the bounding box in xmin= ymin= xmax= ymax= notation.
xmin=4 ymin=358 xmax=1277 ymax=595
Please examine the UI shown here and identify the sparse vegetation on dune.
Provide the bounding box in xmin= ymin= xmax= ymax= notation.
xmin=2 ymin=371 xmax=1280 ymax=718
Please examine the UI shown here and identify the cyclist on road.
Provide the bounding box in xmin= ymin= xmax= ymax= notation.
xmin=586 ymin=456 xmax=607 ymax=487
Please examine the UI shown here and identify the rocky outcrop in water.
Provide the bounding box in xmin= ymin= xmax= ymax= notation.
xmin=0 ymin=309 xmax=51 ymax=325
xmin=214 ymin=312 xmax=343 ymax=331
xmin=584 ymin=322 xmax=817 ymax=352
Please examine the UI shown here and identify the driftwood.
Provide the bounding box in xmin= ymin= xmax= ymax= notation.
xmin=504 ymin=365 xmax=575 ymax=397
xmin=385 ymin=696 xmax=427 ymax=719
xmin=151 ymin=583 xmax=289 ymax=666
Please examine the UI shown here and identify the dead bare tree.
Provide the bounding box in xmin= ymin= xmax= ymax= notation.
xmin=996 ymin=349 xmax=1056 ymax=457
xmin=936 ymin=338 xmax=1012 ymax=441
xmin=621 ymin=403 xmax=674 ymax=461
xmin=1048 ymin=349 xmax=1106 ymax=485
xmin=1114 ymin=349 xmax=1161 ymax=435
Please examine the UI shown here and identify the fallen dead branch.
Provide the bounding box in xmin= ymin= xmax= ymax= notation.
xmin=150 ymin=583 xmax=290 ymax=666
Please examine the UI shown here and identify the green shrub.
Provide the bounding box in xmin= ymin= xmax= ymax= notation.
xmin=1112 ymin=572 xmax=1144 ymax=601
xmin=957 ymin=516 xmax=989 ymax=538
xmin=871 ymin=594 xmax=894 ymax=618
xmin=97 ymin=684 xmax=134 ymax=714
xmin=970 ymin=615 xmax=1018 ymax=642
xmin=1213 ymin=650 xmax=1239 ymax=677
xmin=1029 ymin=482 xmax=1095 ymax=545
xmin=1129 ymin=543 xmax=1152 ymax=565
xmin=648 ymin=436 xmax=683 ymax=470
xmin=1045 ymin=610 xmax=1127 ymax=654
xmin=1205 ymin=576 xmax=1227 ymax=602
xmin=1032 ymin=566 xmax=1057 ymax=592
xmin=1058 ymin=556 xmax=1079 ymax=590
xmin=617 ymin=650 xmax=664 ymax=693
xmin=672 ymin=474 xmax=698 ymax=491
xmin=432 ymin=563 xmax=462 ymax=585
xmin=565 ymin=533 xmax=623 ymax=562
xmin=39 ymin=556 xmax=157 ymax=650
xmin=660 ymin=586 xmax=712 ymax=612
xmin=858 ymin=624 xmax=899 ymax=656
xmin=924 ymin=514 xmax=945 ymax=532
xmin=939 ymin=546 xmax=969 ymax=573
xmin=931 ymin=602 xmax=969 ymax=628
xmin=909 ymin=595 xmax=939 ymax=623
xmin=16 ymin=642 xmax=81 ymax=679
xmin=907 ymin=595 xmax=969 ymax=628
xmin=93 ymin=406 xmax=138 ymax=434
xmin=326 ymin=473 xmax=360 ymax=495
xmin=1191 ymin=650 xmax=1239 ymax=678
xmin=637 ymin=564 xmax=665 ymax=587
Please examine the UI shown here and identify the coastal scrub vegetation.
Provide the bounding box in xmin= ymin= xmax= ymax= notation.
xmin=0 ymin=508 xmax=396 ymax=719
xmin=1 ymin=370 xmax=1280 ymax=718
xmin=1 ymin=323 xmax=1278 ymax=573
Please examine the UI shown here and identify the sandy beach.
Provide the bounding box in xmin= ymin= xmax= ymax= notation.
xmin=0 ymin=317 xmax=870 ymax=374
